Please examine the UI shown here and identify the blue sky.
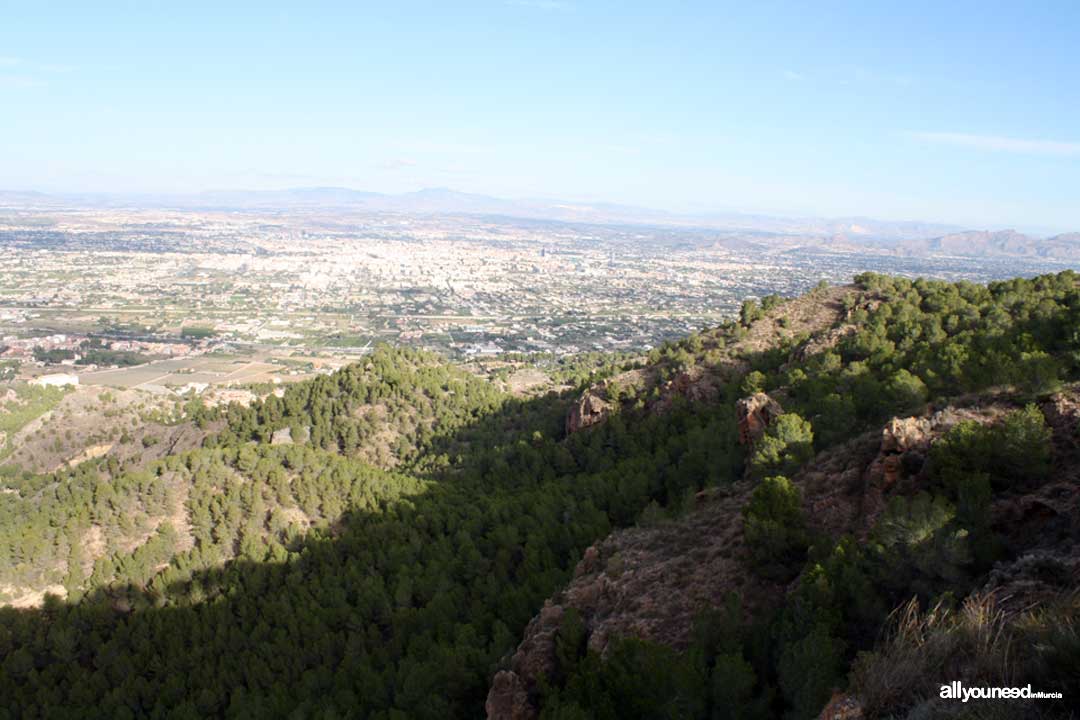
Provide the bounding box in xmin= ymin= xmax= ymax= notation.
xmin=1 ymin=1 xmax=1078 ymax=231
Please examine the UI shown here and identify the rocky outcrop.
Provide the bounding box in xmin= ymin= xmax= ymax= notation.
xmin=736 ymin=392 xmax=783 ymax=446
xmin=496 ymin=407 xmax=961 ymax=719
xmin=817 ymin=693 xmax=864 ymax=720
xmin=879 ymin=416 xmax=932 ymax=454
xmin=656 ymin=366 xmax=719 ymax=407
xmin=565 ymin=366 xmax=719 ymax=435
xmin=565 ymin=392 xmax=612 ymax=435
xmin=485 ymin=484 xmax=776 ymax=719
xmin=869 ymin=416 xmax=933 ymax=491
xmin=486 ymin=603 xmax=569 ymax=720
xmin=991 ymin=476 xmax=1080 ymax=561
xmin=270 ymin=427 xmax=294 ymax=445
xmin=800 ymin=409 xmax=977 ymax=538
xmin=485 ymin=671 xmax=533 ymax=720
xmin=643 ymin=366 xmax=721 ymax=417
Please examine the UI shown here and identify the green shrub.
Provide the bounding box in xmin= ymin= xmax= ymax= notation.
xmin=883 ymin=369 xmax=928 ymax=413
xmin=740 ymin=371 xmax=766 ymax=396
xmin=541 ymin=598 xmax=777 ymax=720
xmin=540 ymin=633 xmax=702 ymax=720
xmin=740 ymin=299 xmax=764 ymax=327
xmin=777 ymin=623 xmax=845 ymax=720
xmin=743 ymin=476 xmax=808 ymax=574
xmin=871 ymin=493 xmax=971 ymax=599
xmin=931 ymin=404 xmax=1052 ymax=492
xmin=1015 ymin=350 xmax=1062 ymax=395
xmin=761 ymin=294 xmax=783 ymax=312
xmin=749 ymin=414 xmax=814 ymax=479
xmin=995 ymin=404 xmax=1053 ymax=483
xmin=711 ymin=652 xmax=771 ymax=720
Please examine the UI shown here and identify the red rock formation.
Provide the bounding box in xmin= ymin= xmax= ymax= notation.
xmin=565 ymin=392 xmax=612 ymax=435
xmin=486 ymin=603 xmax=567 ymax=720
xmin=871 ymin=416 xmax=932 ymax=490
xmin=485 ymin=485 xmax=775 ymax=719
xmin=736 ymin=392 xmax=783 ymax=446
xmin=485 ymin=670 xmax=534 ymax=720
xmin=879 ymin=416 xmax=931 ymax=454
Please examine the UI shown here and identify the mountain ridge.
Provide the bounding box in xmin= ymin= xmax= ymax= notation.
xmin=3 ymin=186 xmax=1076 ymax=258
xmin=0 ymin=186 xmax=969 ymax=237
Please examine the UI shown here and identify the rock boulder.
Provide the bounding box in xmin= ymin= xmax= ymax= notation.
xmin=566 ymin=392 xmax=612 ymax=435
xmin=736 ymin=392 xmax=783 ymax=446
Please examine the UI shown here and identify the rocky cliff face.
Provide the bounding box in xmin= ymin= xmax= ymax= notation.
xmin=485 ymin=482 xmax=769 ymax=719
xmin=797 ymin=404 xmax=1024 ymax=541
xmin=488 ymin=388 xmax=1080 ymax=719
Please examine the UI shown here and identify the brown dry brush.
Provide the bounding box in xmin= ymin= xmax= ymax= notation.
xmin=850 ymin=590 xmax=1079 ymax=719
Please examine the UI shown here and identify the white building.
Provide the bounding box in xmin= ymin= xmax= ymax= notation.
xmin=30 ymin=373 xmax=79 ymax=388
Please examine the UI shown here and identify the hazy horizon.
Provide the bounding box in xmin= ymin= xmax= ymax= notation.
xmin=3 ymin=1 xmax=1079 ymax=232
xmin=2 ymin=183 xmax=1074 ymax=238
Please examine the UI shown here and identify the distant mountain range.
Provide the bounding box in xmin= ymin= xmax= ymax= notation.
xmin=1 ymin=186 xmax=1077 ymax=260
xmin=896 ymin=229 xmax=1080 ymax=259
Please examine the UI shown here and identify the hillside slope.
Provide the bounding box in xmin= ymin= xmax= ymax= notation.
xmin=2 ymin=272 xmax=1080 ymax=718
xmin=488 ymin=393 xmax=1080 ymax=719
xmin=488 ymin=272 xmax=1080 ymax=719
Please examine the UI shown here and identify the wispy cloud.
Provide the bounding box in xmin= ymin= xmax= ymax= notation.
xmin=0 ymin=56 xmax=75 ymax=72
xmin=400 ymin=140 xmax=492 ymax=155
xmin=0 ymin=75 xmax=43 ymax=89
xmin=782 ymin=70 xmax=803 ymax=81
xmin=0 ymin=56 xmax=76 ymax=91
xmin=39 ymin=63 xmax=76 ymax=73
xmin=912 ymin=131 xmax=1080 ymax=157
xmin=376 ymin=158 xmax=418 ymax=171
xmin=249 ymin=171 xmax=321 ymax=182
xmin=505 ymin=0 xmax=570 ymax=9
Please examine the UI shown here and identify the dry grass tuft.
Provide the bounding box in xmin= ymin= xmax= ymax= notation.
xmin=850 ymin=590 xmax=1079 ymax=719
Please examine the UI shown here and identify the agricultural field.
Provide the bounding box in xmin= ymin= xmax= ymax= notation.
xmin=75 ymin=354 xmax=311 ymax=391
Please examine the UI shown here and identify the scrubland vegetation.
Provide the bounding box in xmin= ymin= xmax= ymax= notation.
xmin=2 ymin=272 xmax=1079 ymax=718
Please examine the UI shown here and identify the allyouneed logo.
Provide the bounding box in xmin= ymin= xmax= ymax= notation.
xmin=940 ymin=681 xmax=1063 ymax=702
